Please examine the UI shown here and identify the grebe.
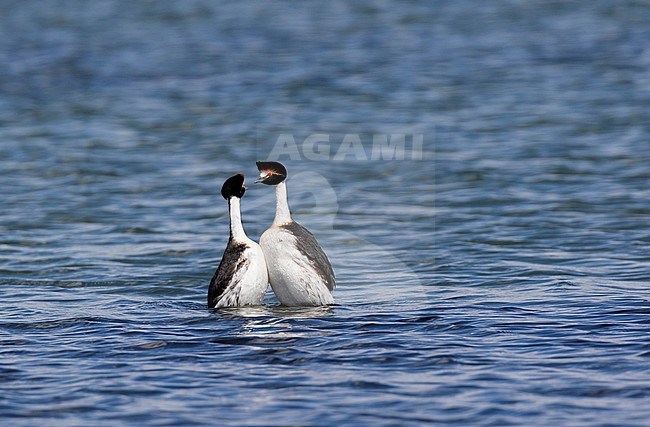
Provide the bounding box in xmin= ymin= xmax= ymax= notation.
xmin=255 ymin=161 xmax=335 ymax=306
xmin=207 ymin=173 xmax=268 ymax=308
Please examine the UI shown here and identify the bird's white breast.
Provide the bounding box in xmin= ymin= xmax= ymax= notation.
xmin=260 ymin=227 xmax=334 ymax=306
xmin=213 ymin=239 xmax=268 ymax=308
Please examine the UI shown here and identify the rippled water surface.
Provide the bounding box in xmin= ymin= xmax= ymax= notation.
xmin=1 ymin=1 xmax=650 ymax=425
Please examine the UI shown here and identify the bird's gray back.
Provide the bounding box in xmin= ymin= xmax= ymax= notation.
xmin=280 ymin=221 xmax=336 ymax=291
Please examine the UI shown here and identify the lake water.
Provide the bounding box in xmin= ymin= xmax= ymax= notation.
xmin=1 ymin=1 xmax=649 ymax=425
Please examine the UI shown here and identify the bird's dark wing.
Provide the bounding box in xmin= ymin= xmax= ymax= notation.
xmin=207 ymin=240 xmax=249 ymax=308
xmin=281 ymin=221 xmax=336 ymax=291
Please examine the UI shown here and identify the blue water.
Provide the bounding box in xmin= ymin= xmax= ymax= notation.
xmin=1 ymin=1 xmax=649 ymax=425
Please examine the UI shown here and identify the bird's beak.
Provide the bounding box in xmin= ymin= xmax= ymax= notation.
xmin=254 ymin=172 xmax=268 ymax=184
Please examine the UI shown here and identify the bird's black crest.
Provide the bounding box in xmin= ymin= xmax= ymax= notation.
xmin=256 ymin=161 xmax=287 ymax=185
xmin=221 ymin=173 xmax=246 ymax=199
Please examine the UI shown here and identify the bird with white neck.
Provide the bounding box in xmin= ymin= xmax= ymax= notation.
xmin=255 ymin=161 xmax=335 ymax=306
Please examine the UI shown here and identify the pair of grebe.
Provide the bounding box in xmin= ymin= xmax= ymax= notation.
xmin=207 ymin=161 xmax=335 ymax=308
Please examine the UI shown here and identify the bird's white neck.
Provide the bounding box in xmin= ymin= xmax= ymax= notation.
xmin=273 ymin=181 xmax=292 ymax=226
xmin=228 ymin=197 xmax=247 ymax=241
